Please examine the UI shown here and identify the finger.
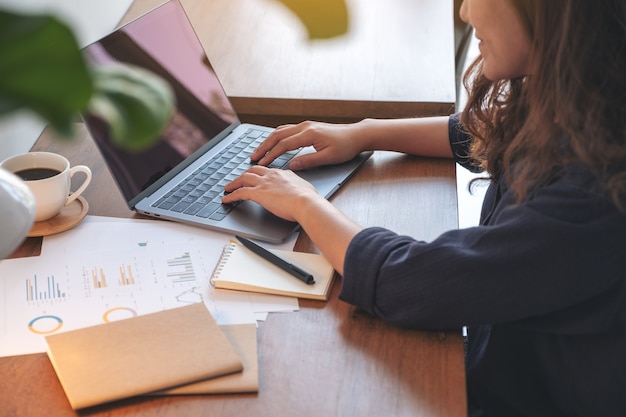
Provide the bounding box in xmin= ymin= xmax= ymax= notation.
xmin=250 ymin=124 xmax=296 ymax=161
xmin=221 ymin=188 xmax=243 ymax=204
xmin=254 ymin=123 xmax=320 ymax=165
xmin=222 ymin=166 xmax=272 ymax=203
xmin=257 ymin=135 xmax=315 ymax=167
xmin=222 ymin=177 xmax=255 ymax=203
xmin=222 ymin=178 xmax=241 ymax=195
xmin=288 ymin=152 xmax=328 ymax=170
xmin=222 ymin=172 xmax=250 ymax=193
xmin=223 ymin=166 xmax=268 ymax=192
xmin=245 ymin=165 xmax=272 ymax=175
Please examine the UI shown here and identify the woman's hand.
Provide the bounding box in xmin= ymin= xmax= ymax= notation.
xmin=250 ymin=121 xmax=366 ymax=170
xmin=222 ymin=165 xmax=322 ymax=222
xmin=223 ymin=165 xmax=363 ymax=275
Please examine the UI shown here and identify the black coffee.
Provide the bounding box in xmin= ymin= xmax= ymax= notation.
xmin=15 ymin=167 xmax=61 ymax=181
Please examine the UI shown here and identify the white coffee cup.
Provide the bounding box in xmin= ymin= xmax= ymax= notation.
xmin=0 ymin=152 xmax=92 ymax=222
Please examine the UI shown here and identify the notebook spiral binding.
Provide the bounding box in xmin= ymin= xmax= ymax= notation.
xmin=210 ymin=242 xmax=237 ymax=286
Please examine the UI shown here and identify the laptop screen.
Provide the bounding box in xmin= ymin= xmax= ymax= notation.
xmin=82 ymin=0 xmax=238 ymax=201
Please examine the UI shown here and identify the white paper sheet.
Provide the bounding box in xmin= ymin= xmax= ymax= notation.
xmin=0 ymin=216 xmax=299 ymax=357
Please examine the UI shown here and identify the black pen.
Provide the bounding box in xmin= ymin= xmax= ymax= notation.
xmin=235 ymin=236 xmax=316 ymax=285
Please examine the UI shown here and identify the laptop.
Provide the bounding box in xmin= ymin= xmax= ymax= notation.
xmin=81 ymin=0 xmax=371 ymax=243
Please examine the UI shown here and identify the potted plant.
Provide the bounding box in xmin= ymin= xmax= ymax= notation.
xmin=0 ymin=9 xmax=175 ymax=258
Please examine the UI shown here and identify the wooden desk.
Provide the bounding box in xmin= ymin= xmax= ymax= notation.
xmin=1 ymin=1 xmax=464 ymax=415
xmin=121 ymin=0 xmax=457 ymax=125
xmin=0 ymin=123 xmax=466 ymax=417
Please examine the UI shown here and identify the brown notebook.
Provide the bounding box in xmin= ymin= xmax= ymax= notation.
xmin=155 ymin=323 xmax=259 ymax=395
xmin=211 ymin=242 xmax=335 ymax=300
xmin=45 ymin=303 xmax=243 ymax=409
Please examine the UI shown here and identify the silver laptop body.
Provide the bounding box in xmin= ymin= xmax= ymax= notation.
xmin=81 ymin=0 xmax=371 ymax=243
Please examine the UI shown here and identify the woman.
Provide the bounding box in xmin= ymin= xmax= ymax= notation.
xmin=224 ymin=0 xmax=626 ymax=415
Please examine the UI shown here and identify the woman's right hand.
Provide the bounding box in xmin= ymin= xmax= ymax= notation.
xmin=250 ymin=120 xmax=366 ymax=170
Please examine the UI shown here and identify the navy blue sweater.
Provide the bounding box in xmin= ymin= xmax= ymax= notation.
xmin=339 ymin=114 xmax=626 ymax=416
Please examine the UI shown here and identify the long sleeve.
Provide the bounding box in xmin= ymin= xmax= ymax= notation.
xmin=448 ymin=113 xmax=483 ymax=174
xmin=339 ymin=169 xmax=626 ymax=331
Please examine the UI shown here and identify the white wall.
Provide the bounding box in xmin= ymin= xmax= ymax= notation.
xmin=455 ymin=32 xmax=487 ymax=229
xmin=0 ymin=113 xmax=46 ymax=162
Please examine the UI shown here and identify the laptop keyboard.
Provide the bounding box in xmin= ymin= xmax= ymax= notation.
xmin=151 ymin=128 xmax=298 ymax=221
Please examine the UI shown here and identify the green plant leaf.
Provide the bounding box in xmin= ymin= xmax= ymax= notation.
xmin=0 ymin=10 xmax=93 ymax=136
xmin=88 ymin=64 xmax=175 ymax=151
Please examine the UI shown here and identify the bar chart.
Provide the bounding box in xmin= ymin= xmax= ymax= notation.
xmin=166 ymin=252 xmax=196 ymax=283
xmin=25 ymin=274 xmax=66 ymax=303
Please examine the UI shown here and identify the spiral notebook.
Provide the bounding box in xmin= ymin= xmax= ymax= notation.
xmin=211 ymin=242 xmax=335 ymax=300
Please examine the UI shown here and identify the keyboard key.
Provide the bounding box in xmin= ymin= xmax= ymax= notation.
xmin=197 ymin=196 xmax=213 ymax=205
xmin=156 ymin=200 xmax=176 ymax=210
xmin=196 ymin=202 xmax=221 ymax=218
xmin=184 ymin=202 xmax=205 ymax=215
xmin=171 ymin=201 xmax=191 ymax=212
xmin=152 ymin=196 xmax=168 ymax=207
xmin=248 ymin=129 xmax=263 ymax=139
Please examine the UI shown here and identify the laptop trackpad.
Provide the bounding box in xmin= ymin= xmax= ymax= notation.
xmin=222 ymin=200 xmax=298 ymax=242
xmin=296 ymin=151 xmax=372 ymax=198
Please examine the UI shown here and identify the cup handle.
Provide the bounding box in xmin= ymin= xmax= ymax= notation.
xmin=65 ymin=165 xmax=92 ymax=206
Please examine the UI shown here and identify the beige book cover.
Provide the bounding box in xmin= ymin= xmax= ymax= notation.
xmin=155 ymin=323 xmax=258 ymax=395
xmin=45 ymin=303 xmax=243 ymax=409
xmin=211 ymin=242 xmax=335 ymax=301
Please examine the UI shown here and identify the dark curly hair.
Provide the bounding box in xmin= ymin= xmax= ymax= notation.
xmin=461 ymin=0 xmax=626 ymax=208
